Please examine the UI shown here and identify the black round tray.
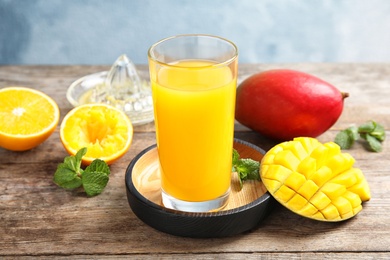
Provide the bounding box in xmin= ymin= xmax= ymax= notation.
xmin=125 ymin=139 xmax=274 ymax=238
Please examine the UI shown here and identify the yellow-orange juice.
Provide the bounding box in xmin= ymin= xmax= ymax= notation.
xmin=151 ymin=60 xmax=237 ymax=202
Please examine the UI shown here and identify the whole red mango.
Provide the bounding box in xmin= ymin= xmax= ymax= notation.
xmin=235 ymin=69 xmax=348 ymax=141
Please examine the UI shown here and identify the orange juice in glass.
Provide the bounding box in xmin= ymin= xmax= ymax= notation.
xmin=148 ymin=35 xmax=238 ymax=212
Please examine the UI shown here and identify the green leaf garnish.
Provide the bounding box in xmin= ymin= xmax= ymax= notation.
xmin=232 ymin=149 xmax=240 ymax=166
xmin=62 ymin=147 xmax=86 ymax=172
xmin=335 ymin=120 xmax=385 ymax=152
xmin=53 ymin=148 xmax=110 ymax=196
xmin=334 ymin=126 xmax=359 ymax=149
xmin=365 ymin=134 xmax=383 ymax=152
xmin=334 ymin=130 xmax=354 ymax=150
xmin=358 ymin=121 xmax=376 ymax=133
xmin=369 ymin=124 xmax=386 ymax=142
xmin=346 ymin=125 xmax=359 ymax=141
xmin=232 ymin=149 xmax=260 ymax=190
xmin=82 ymin=159 xmax=110 ymax=196
xmin=53 ymin=162 xmax=82 ymax=189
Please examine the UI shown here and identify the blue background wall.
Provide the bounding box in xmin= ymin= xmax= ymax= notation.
xmin=1 ymin=0 xmax=390 ymax=65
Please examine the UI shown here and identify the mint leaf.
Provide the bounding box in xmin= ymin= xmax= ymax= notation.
xmin=346 ymin=126 xmax=359 ymax=141
xmin=232 ymin=149 xmax=240 ymax=166
xmin=82 ymin=172 xmax=109 ymax=196
xmin=358 ymin=121 xmax=376 ymax=134
xmin=82 ymin=159 xmax=110 ymax=196
xmin=75 ymin=147 xmax=87 ymax=166
xmin=370 ymin=123 xmax=386 ymax=142
xmin=62 ymin=147 xmax=87 ymax=173
xmin=365 ymin=134 xmax=383 ymax=152
xmin=358 ymin=121 xmax=385 ymax=152
xmin=335 ymin=130 xmax=354 ymax=149
xmin=63 ymin=156 xmax=78 ymax=172
xmin=86 ymin=158 xmax=110 ymax=176
xmin=232 ymin=149 xmax=260 ymax=190
xmin=53 ymin=162 xmax=82 ymax=189
xmin=335 ymin=125 xmax=359 ymax=150
xmin=236 ymin=159 xmax=260 ymax=181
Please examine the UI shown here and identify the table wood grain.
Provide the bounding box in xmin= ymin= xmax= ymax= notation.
xmin=0 ymin=64 xmax=389 ymax=259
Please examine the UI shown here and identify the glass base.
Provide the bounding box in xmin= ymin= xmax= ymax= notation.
xmin=161 ymin=189 xmax=230 ymax=213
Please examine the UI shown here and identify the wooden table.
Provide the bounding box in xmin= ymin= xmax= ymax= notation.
xmin=1 ymin=64 xmax=389 ymax=259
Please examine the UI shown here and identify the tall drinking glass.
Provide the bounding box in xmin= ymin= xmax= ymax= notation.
xmin=148 ymin=34 xmax=238 ymax=212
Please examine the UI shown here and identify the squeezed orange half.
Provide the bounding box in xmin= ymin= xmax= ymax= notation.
xmin=60 ymin=104 xmax=133 ymax=165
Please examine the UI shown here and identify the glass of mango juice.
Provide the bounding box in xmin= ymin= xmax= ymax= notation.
xmin=148 ymin=34 xmax=238 ymax=212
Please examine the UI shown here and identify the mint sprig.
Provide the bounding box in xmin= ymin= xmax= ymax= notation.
xmin=335 ymin=121 xmax=386 ymax=152
xmin=53 ymin=148 xmax=110 ymax=196
xmin=232 ymin=149 xmax=260 ymax=190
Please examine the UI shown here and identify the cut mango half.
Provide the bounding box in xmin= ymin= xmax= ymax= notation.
xmin=260 ymin=137 xmax=371 ymax=221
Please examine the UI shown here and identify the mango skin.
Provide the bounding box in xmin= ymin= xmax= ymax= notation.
xmin=235 ymin=69 xmax=346 ymax=141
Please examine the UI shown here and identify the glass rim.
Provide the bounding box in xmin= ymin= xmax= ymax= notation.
xmin=147 ymin=34 xmax=238 ymax=68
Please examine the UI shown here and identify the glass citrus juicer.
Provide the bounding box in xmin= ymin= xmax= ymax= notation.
xmin=66 ymin=54 xmax=154 ymax=125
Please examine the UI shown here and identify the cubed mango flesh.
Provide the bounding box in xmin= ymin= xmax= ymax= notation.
xmin=260 ymin=137 xmax=371 ymax=222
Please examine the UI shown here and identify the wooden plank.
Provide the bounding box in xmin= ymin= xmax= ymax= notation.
xmin=1 ymin=253 xmax=390 ymax=259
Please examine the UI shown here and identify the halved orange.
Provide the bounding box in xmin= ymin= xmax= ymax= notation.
xmin=0 ymin=87 xmax=60 ymax=151
xmin=60 ymin=104 xmax=133 ymax=165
